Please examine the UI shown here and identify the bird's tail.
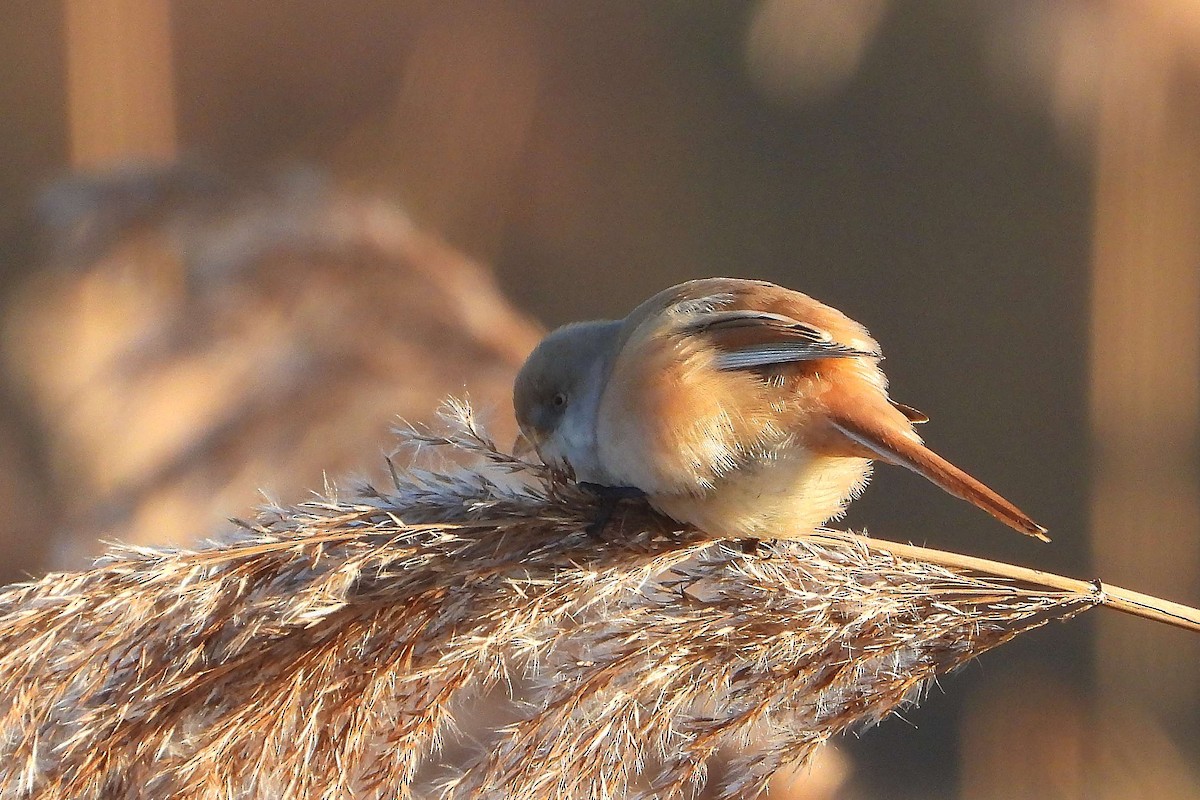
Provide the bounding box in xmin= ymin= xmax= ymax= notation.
xmin=831 ymin=413 xmax=1049 ymax=541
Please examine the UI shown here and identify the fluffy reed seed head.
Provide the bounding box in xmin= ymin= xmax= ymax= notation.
xmin=0 ymin=401 xmax=1097 ymax=799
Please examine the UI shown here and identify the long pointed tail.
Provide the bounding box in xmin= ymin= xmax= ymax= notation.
xmin=832 ymin=415 xmax=1049 ymax=541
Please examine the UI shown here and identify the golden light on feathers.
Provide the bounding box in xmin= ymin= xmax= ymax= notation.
xmin=514 ymin=277 xmax=1048 ymax=541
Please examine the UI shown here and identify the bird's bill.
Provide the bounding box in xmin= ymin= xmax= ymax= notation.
xmin=512 ymin=430 xmax=538 ymax=459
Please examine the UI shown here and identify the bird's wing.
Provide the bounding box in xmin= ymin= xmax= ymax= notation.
xmin=888 ymin=399 xmax=929 ymax=424
xmin=678 ymin=309 xmax=879 ymax=371
xmin=597 ymin=280 xmax=880 ymax=495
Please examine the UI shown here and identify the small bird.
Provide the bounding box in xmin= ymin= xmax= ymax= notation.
xmin=513 ymin=278 xmax=1047 ymax=541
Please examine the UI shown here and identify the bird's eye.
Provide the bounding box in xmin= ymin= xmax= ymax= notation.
xmin=552 ymin=392 xmax=568 ymax=408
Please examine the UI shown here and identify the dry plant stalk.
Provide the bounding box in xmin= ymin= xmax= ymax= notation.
xmin=0 ymin=401 xmax=1196 ymax=800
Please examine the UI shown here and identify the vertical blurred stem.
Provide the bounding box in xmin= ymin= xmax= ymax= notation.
xmin=1090 ymin=0 xmax=1200 ymax=724
xmin=64 ymin=0 xmax=176 ymax=168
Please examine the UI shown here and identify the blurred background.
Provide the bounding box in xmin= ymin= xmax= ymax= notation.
xmin=2 ymin=1 xmax=1198 ymax=798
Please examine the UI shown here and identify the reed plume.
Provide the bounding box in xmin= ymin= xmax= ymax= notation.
xmin=0 ymin=400 xmax=1193 ymax=799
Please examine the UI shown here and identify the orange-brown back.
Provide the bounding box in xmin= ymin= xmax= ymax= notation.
xmin=596 ymin=278 xmax=889 ymax=494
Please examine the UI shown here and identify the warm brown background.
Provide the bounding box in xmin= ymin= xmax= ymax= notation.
xmin=2 ymin=2 xmax=1198 ymax=798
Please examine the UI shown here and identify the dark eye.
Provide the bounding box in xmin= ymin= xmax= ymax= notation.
xmin=552 ymin=392 xmax=567 ymax=408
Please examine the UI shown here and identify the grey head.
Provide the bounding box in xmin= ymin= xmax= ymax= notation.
xmin=513 ymin=319 xmax=623 ymax=481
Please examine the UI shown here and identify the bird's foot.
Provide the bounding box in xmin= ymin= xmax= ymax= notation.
xmin=579 ymin=483 xmax=646 ymax=540
xmin=739 ymin=537 xmax=763 ymax=555
xmin=578 ymin=483 xmax=647 ymax=500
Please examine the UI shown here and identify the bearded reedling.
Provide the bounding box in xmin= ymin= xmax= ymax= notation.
xmin=513 ymin=277 xmax=1047 ymax=541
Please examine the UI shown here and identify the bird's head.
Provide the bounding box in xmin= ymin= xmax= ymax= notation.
xmin=513 ymin=320 xmax=622 ymax=479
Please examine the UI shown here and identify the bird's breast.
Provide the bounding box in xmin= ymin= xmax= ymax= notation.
xmin=648 ymin=445 xmax=872 ymax=539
